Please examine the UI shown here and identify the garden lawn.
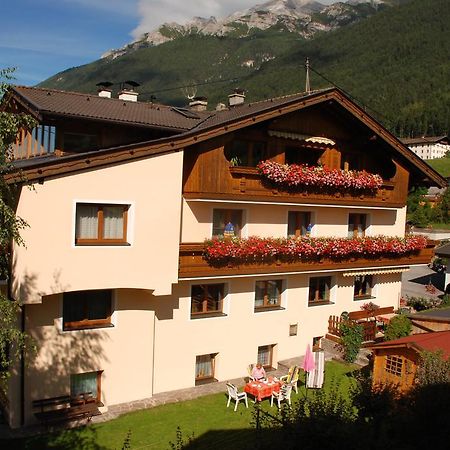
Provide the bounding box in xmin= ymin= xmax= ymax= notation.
xmin=3 ymin=361 xmax=358 ymax=450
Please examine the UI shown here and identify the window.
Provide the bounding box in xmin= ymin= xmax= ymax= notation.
xmin=348 ymin=213 xmax=367 ymax=238
xmin=228 ymin=140 xmax=266 ymax=167
xmin=63 ymin=132 xmax=98 ymax=152
xmin=354 ymin=275 xmax=373 ymax=299
xmin=195 ymin=354 xmax=217 ymax=384
xmin=385 ymin=355 xmax=403 ymax=377
xmin=191 ymin=284 xmax=225 ymax=317
xmin=289 ymin=324 xmax=298 ymax=336
xmin=288 ymin=211 xmax=311 ymax=237
xmin=75 ymin=203 xmax=129 ymax=245
xmin=285 ymin=146 xmax=323 ymax=166
xmin=341 ymin=152 xmax=362 ymax=171
xmin=212 ymin=209 xmax=243 ymax=238
xmin=257 ymin=345 xmax=274 ymax=369
xmin=70 ymin=371 xmax=102 ymax=401
xmin=308 ymin=276 xmax=332 ymax=305
xmin=255 ymin=280 xmax=283 ymax=310
xmin=63 ymin=290 xmax=113 ymax=330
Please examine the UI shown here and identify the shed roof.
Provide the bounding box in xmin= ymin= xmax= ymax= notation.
xmin=371 ymin=330 xmax=450 ymax=360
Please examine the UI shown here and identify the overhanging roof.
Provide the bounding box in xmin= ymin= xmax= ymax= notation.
xmin=3 ymin=87 xmax=447 ymax=188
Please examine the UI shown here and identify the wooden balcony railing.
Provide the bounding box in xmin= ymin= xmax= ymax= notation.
xmin=179 ymin=242 xmax=434 ymax=278
xmin=184 ymin=165 xmax=404 ymax=208
xmin=228 ymin=166 xmax=398 ymax=207
xmin=327 ymin=315 xmax=378 ymax=343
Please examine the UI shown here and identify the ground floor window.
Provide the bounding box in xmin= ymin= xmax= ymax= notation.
xmin=254 ymin=280 xmax=283 ymax=310
xmin=191 ymin=284 xmax=225 ymax=318
xmin=63 ymin=290 xmax=113 ymax=330
xmin=195 ymin=354 xmax=217 ymax=385
xmin=385 ymin=355 xmax=403 ymax=377
xmin=354 ymin=275 xmax=373 ymax=299
xmin=70 ymin=371 xmax=102 ymax=402
xmin=308 ymin=276 xmax=332 ymax=305
xmin=257 ymin=345 xmax=274 ymax=369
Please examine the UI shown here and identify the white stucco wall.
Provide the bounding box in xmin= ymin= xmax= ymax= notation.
xmin=181 ymin=200 xmax=406 ymax=242
xmin=12 ymin=152 xmax=184 ymax=303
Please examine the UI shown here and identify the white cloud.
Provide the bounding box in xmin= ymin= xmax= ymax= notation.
xmin=132 ymin=0 xmax=337 ymax=39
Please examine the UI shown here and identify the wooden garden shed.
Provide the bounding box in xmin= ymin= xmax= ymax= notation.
xmin=371 ymin=330 xmax=450 ymax=392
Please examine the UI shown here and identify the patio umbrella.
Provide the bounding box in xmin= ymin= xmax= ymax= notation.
xmin=301 ymin=344 xmax=316 ymax=396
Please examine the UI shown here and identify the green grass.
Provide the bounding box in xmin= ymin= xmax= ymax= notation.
xmin=2 ymin=361 xmax=358 ymax=450
xmin=427 ymin=157 xmax=450 ymax=177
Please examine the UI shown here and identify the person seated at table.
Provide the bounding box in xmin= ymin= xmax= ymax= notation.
xmin=251 ymin=363 xmax=266 ymax=381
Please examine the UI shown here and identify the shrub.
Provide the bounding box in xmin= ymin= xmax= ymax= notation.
xmin=339 ymin=320 xmax=364 ymax=363
xmin=405 ymin=295 xmax=433 ymax=311
xmin=384 ymin=315 xmax=412 ymax=341
xmin=416 ymin=350 xmax=450 ymax=386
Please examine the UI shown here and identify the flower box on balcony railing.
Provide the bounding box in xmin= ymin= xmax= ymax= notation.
xmin=203 ymin=235 xmax=428 ymax=268
xmin=257 ymin=161 xmax=383 ymax=195
xmin=179 ymin=238 xmax=435 ymax=279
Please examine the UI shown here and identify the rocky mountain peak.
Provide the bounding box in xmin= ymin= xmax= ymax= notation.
xmin=102 ymin=0 xmax=389 ymax=59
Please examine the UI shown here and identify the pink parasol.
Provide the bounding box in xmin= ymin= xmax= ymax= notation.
xmin=301 ymin=344 xmax=316 ymax=373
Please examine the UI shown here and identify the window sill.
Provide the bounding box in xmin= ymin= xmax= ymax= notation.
xmin=75 ymin=242 xmax=130 ymax=246
xmin=63 ymin=323 xmax=114 ymax=331
xmin=254 ymin=306 xmax=285 ymax=313
xmin=308 ymin=301 xmax=334 ymax=307
xmin=195 ymin=377 xmax=218 ymax=386
xmin=191 ymin=312 xmax=227 ymax=320
xmin=353 ymin=295 xmax=376 ymax=301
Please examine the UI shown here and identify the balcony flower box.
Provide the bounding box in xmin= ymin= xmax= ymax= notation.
xmin=203 ymin=235 xmax=428 ymax=267
xmin=257 ymin=161 xmax=383 ymax=193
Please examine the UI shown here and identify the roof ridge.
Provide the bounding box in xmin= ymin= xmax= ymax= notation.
xmin=13 ymin=85 xmax=175 ymax=110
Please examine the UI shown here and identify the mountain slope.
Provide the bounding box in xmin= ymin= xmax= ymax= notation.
xmin=39 ymin=0 xmax=450 ymax=137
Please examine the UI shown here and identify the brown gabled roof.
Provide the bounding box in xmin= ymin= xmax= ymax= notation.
xmin=4 ymin=87 xmax=447 ymax=189
xmin=401 ymin=136 xmax=449 ymax=146
xmin=371 ymin=330 xmax=450 ymax=360
xmin=7 ymin=86 xmax=213 ymax=132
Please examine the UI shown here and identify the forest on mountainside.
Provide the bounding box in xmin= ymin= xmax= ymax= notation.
xmin=39 ymin=0 xmax=449 ymax=138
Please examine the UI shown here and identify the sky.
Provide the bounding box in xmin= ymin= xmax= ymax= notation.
xmin=0 ymin=0 xmax=335 ymax=86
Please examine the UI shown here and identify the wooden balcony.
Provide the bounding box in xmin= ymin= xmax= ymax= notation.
xmin=179 ymin=242 xmax=434 ymax=278
xmin=184 ymin=166 xmax=405 ymax=208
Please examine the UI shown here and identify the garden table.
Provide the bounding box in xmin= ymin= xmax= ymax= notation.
xmin=244 ymin=380 xmax=280 ymax=402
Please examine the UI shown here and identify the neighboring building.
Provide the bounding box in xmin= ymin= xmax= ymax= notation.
xmin=408 ymin=307 xmax=450 ymax=334
xmin=0 ymin=85 xmax=445 ymax=428
xmin=401 ymin=135 xmax=450 ymax=160
xmin=371 ymin=330 xmax=450 ymax=392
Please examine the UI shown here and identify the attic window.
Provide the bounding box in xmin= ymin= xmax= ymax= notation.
xmin=171 ymin=107 xmax=200 ymax=119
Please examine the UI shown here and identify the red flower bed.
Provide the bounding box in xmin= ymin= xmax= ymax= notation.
xmin=203 ymin=235 xmax=428 ymax=266
xmin=257 ymin=161 xmax=383 ymax=192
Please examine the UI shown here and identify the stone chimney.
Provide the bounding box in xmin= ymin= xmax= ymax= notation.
xmin=189 ymin=96 xmax=208 ymax=112
xmin=118 ymin=89 xmax=139 ymax=102
xmin=228 ymin=88 xmax=245 ymax=107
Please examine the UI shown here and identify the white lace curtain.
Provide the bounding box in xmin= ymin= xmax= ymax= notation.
xmin=76 ymin=205 xmax=124 ymax=239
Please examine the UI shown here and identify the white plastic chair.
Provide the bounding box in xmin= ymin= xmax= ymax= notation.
xmin=271 ymin=383 xmax=293 ymax=408
xmin=226 ymin=383 xmax=248 ymax=411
